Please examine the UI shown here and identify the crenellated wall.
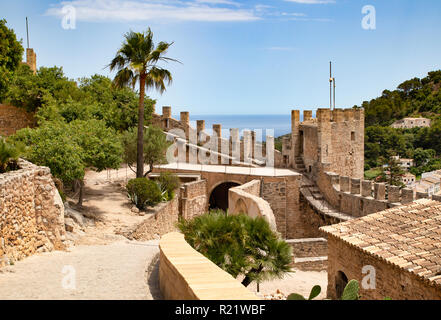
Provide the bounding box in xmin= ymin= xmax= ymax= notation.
xmin=152 ymin=106 xmax=283 ymax=167
xmin=316 ymin=169 xmax=435 ymax=218
xmin=228 ymin=180 xmax=277 ymax=231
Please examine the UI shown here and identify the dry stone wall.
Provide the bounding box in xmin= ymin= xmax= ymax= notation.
xmin=131 ymin=180 xmax=207 ymax=240
xmin=0 ymin=159 xmax=65 ymax=265
xmin=228 ymin=180 xmax=277 ymax=231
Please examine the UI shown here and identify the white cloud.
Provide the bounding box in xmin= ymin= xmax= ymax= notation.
xmin=45 ymin=0 xmax=260 ymax=23
xmin=284 ymin=0 xmax=335 ymax=4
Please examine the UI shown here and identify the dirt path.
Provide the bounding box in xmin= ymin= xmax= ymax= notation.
xmin=0 ymin=167 xmax=161 ymax=300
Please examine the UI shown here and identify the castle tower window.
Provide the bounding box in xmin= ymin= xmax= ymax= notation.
xmin=351 ymin=131 xmax=355 ymax=141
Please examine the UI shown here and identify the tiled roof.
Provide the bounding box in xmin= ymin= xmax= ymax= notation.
xmin=320 ymin=199 xmax=441 ymax=287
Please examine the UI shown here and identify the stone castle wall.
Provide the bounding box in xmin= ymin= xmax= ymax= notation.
xmin=0 ymin=104 xmax=35 ymax=137
xmin=317 ymin=170 xmax=439 ymax=218
xmin=228 ymin=180 xmax=277 ymax=231
xmin=0 ymin=159 xmax=65 ymax=266
xmin=287 ymin=108 xmax=364 ymax=179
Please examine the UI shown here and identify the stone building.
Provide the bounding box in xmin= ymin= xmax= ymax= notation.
xmin=391 ymin=117 xmax=431 ymax=129
xmin=321 ymin=199 xmax=441 ymax=300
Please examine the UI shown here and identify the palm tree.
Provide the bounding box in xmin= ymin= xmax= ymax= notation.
xmin=109 ymin=28 xmax=180 ymax=177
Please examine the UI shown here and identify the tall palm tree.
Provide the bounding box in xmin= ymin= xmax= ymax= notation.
xmin=109 ymin=28 xmax=179 ymax=178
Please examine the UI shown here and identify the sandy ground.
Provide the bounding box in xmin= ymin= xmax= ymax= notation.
xmin=0 ymin=240 xmax=160 ymax=300
xmin=247 ymin=270 xmax=328 ymax=299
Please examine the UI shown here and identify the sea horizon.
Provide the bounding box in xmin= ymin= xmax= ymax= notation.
xmin=170 ymin=114 xmax=308 ymax=140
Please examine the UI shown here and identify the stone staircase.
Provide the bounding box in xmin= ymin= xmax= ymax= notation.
xmin=300 ymin=176 xmax=353 ymax=223
xmin=294 ymin=156 xmax=306 ymax=173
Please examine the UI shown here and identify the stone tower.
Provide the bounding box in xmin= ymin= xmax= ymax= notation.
xmin=26 ymin=48 xmax=37 ymax=74
xmin=284 ymin=108 xmax=365 ymax=179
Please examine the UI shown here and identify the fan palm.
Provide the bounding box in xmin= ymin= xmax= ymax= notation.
xmin=109 ymin=28 xmax=180 ymax=177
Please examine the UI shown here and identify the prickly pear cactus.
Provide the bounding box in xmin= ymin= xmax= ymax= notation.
xmin=341 ymin=280 xmax=359 ymax=300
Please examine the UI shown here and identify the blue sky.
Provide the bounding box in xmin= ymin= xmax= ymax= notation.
xmin=1 ymin=0 xmax=441 ymax=114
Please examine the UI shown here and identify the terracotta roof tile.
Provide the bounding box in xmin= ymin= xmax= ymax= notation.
xmin=320 ymin=199 xmax=441 ymax=286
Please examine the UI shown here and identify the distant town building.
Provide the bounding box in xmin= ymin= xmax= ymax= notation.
xmin=391 ymin=117 xmax=431 ymax=129
xmin=413 ymin=170 xmax=441 ymax=196
xmin=401 ymin=172 xmax=416 ymax=185
xmin=383 ymin=156 xmax=414 ymax=171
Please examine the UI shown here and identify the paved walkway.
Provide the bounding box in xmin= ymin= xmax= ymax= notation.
xmin=0 ymin=240 xmax=160 ymax=300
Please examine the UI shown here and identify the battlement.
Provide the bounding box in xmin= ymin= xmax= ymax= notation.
xmin=152 ymin=106 xmax=283 ymax=167
xmin=291 ymin=108 xmax=364 ymax=126
xmin=318 ymin=171 xmax=439 ymax=218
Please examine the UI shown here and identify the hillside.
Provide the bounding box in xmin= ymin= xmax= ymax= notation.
xmin=360 ymin=70 xmax=441 ymax=127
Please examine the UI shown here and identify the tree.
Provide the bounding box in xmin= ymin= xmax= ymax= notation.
xmin=121 ymin=125 xmax=170 ymax=176
xmin=379 ymin=156 xmax=405 ymax=187
xmin=413 ymin=148 xmax=436 ymax=167
xmin=109 ymin=28 xmax=180 ymax=178
xmin=0 ymin=19 xmax=23 ymax=100
xmin=0 ymin=138 xmax=23 ymax=173
xmin=178 ymin=212 xmax=292 ymax=287
xmin=5 ymin=65 xmax=82 ymax=112
xmin=11 ymin=119 xmax=122 ymax=206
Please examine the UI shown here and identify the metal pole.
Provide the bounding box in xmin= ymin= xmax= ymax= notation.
xmin=329 ymin=62 xmax=332 ymax=109
xmin=333 ymin=77 xmax=336 ymax=110
xmin=26 ymin=17 xmax=29 ymax=48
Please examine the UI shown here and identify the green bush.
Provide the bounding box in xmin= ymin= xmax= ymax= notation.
xmin=0 ymin=139 xmax=23 ymax=173
xmin=158 ymin=172 xmax=179 ymax=200
xmin=126 ymin=178 xmax=162 ymax=209
xmin=178 ymin=211 xmax=292 ymax=287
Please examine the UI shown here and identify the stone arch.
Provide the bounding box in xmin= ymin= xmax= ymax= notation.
xmin=209 ymin=181 xmax=241 ymax=211
xmin=335 ymin=270 xmax=349 ymax=298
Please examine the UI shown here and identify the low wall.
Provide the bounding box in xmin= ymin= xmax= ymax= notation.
xmin=131 ymin=180 xmax=207 ymax=241
xmin=0 ymin=104 xmax=35 ymax=136
xmin=317 ymin=170 xmax=437 ymax=218
xmin=159 ymin=232 xmax=259 ymax=300
xmin=287 ymin=238 xmax=328 ymax=271
xmin=0 ymin=159 xmax=65 ymax=265
xmin=228 ymin=180 xmax=277 ymax=231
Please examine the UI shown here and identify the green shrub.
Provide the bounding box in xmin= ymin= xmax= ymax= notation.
xmin=0 ymin=139 xmax=23 ymax=173
xmin=178 ymin=211 xmax=292 ymax=287
xmin=126 ymin=177 xmax=162 ymax=209
xmin=158 ymin=172 xmax=179 ymax=200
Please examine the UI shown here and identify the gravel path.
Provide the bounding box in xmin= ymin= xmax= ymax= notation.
xmin=0 ymin=240 xmax=160 ymax=300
